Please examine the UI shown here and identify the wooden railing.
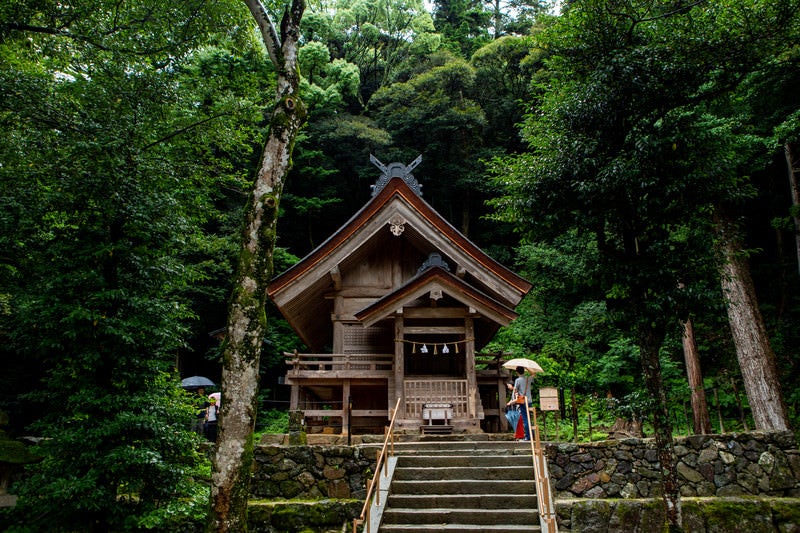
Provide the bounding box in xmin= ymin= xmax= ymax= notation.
xmin=284 ymin=352 xmax=393 ymax=376
xmin=352 ymin=397 xmax=402 ymax=533
xmin=527 ymin=404 xmax=558 ymax=532
xmin=403 ymin=379 xmax=468 ymax=419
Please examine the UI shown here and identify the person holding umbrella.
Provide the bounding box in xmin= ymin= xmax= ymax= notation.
xmin=509 ymin=367 xmax=532 ymax=440
xmin=180 ymin=376 xmax=216 ymax=435
xmin=191 ymin=387 xmax=210 ymax=435
xmin=502 ymin=358 xmax=543 ymax=441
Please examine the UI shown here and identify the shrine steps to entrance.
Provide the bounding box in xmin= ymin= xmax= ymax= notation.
xmin=366 ymin=439 xmax=541 ymax=533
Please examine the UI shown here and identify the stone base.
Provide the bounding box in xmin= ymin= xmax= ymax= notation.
xmin=556 ymin=496 xmax=800 ymax=533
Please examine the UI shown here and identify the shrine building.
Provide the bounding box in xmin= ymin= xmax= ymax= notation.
xmin=268 ymin=156 xmax=532 ymax=434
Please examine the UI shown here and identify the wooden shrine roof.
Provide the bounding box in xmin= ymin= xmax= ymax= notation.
xmin=268 ymin=175 xmax=532 ymax=351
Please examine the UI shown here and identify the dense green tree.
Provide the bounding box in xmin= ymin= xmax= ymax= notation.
xmin=484 ymin=0 xmax=551 ymax=38
xmin=431 ymin=0 xmax=492 ymax=56
xmin=303 ymin=0 xmax=440 ymax=102
xmin=471 ymin=34 xmax=546 ymax=152
xmin=490 ymin=0 xmax=800 ymax=527
xmin=370 ymin=52 xmax=494 ymax=236
xmin=0 ymin=1 xmax=263 ymax=530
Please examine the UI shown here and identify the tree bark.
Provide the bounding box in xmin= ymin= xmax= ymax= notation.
xmin=715 ymin=211 xmax=790 ymax=431
xmin=570 ymin=387 xmax=579 ymax=443
xmin=208 ymin=1 xmax=306 ymax=531
xmin=681 ymin=318 xmax=712 ymax=434
xmin=785 ymin=142 xmax=800 ymax=277
xmin=638 ymin=324 xmax=682 ymax=531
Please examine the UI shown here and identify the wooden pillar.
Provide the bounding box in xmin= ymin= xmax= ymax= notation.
xmin=394 ymin=314 xmax=405 ymax=418
xmin=290 ymin=383 xmax=300 ymax=411
xmin=332 ymin=294 xmax=344 ymax=353
xmin=497 ymin=378 xmax=508 ymax=431
xmin=342 ymin=379 xmax=351 ymax=435
xmin=465 ymin=316 xmax=476 ymax=418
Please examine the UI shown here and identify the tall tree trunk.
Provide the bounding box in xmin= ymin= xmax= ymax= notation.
xmin=638 ymin=324 xmax=682 ymax=531
xmin=208 ymin=1 xmax=306 ymax=531
xmin=714 ymin=211 xmax=790 ymax=431
xmin=570 ymin=387 xmax=579 ymax=443
xmin=681 ymin=318 xmax=712 ymax=434
xmin=785 ymin=142 xmax=800 ymax=276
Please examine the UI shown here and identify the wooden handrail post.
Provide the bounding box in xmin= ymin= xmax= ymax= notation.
xmin=529 ymin=404 xmax=558 ymax=532
xmin=355 ymin=397 xmax=402 ymax=533
xmin=365 ymin=495 xmax=371 ymax=533
xmin=375 ymin=450 xmax=382 ymax=505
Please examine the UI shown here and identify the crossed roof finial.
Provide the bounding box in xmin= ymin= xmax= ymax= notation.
xmin=370 ymin=154 xmax=423 ymax=197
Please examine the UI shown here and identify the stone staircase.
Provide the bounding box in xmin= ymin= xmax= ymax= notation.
xmin=376 ymin=439 xmax=541 ymax=532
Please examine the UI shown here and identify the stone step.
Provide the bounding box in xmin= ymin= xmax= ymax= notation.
xmin=397 ymin=454 xmax=532 ymax=468
xmin=393 ymin=464 xmax=533 ymax=481
xmin=374 ymin=439 xmax=541 ymax=532
xmin=379 ymin=524 xmax=541 ymax=532
xmin=420 ymin=425 xmax=453 ymax=435
xmin=381 ymin=507 xmax=538 ymax=526
xmin=387 ymin=441 xmax=534 ymax=456
xmin=387 ymin=493 xmax=536 ymax=510
xmin=389 ymin=479 xmax=536 ymax=495
xmin=391 ymin=439 xmax=529 ymax=450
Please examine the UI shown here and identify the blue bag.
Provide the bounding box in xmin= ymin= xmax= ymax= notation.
xmin=505 ymin=405 xmax=520 ymax=431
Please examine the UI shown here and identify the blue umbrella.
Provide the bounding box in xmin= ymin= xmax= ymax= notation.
xmin=181 ymin=376 xmax=215 ymax=389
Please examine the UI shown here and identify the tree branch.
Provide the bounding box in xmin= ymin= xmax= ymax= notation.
xmin=141 ymin=112 xmax=233 ymax=151
xmin=242 ymin=0 xmax=281 ymax=67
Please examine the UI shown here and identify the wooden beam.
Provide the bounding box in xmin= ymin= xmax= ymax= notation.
xmin=351 ymin=409 xmax=389 ymax=417
xmin=328 ymin=287 xmax=390 ymax=298
xmin=284 ymin=371 xmax=393 ymax=383
xmin=403 ymin=307 xmax=467 ymax=318
xmin=402 ymin=326 xmax=466 ymax=334
xmin=304 ymin=410 xmax=343 ymax=418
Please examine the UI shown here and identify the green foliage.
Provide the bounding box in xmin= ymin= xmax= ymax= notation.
xmin=489 ymin=0 xmax=800 ymax=438
xmin=471 ymin=34 xmax=546 ymax=151
xmin=7 ymin=374 xmax=210 ymax=532
xmin=0 ymin=0 xmax=258 ymax=530
xmin=304 ymin=0 xmax=440 ymax=101
xmin=0 ymin=5 xmax=797 ymax=531
xmin=257 ymin=409 xmax=290 ymax=434
xmin=431 ymin=0 xmax=492 ymax=56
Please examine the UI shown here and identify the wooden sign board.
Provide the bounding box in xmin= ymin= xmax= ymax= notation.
xmin=539 ymin=387 xmax=559 ymax=411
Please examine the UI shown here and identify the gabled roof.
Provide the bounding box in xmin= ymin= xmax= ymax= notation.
xmin=268 ymin=176 xmax=531 ymax=351
xmin=355 ymin=266 xmax=518 ymax=328
xmin=354 ymin=265 xmax=518 ymax=349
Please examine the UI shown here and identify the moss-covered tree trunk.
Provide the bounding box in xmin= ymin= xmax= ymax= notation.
xmin=208 ymin=0 xmax=305 ymax=531
xmin=638 ymin=323 xmax=682 ymax=531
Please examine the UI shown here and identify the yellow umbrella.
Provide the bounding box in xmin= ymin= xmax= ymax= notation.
xmin=502 ymin=358 xmax=544 ymax=374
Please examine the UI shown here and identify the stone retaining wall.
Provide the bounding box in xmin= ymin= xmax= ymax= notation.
xmin=546 ymin=431 xmax=800 ymax=499
xmin=252 ymin=443 xmax=379 ymax=500
xmin=556 ymin=496 xmax=800 ymax=533
xmin=250 ymin=431 xmax=800 ymax=532
xmin=252 ymin=431 xmax=800 ymax=501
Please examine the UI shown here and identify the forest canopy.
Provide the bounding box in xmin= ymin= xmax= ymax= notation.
xmin=1 ymin=0 xmax=798 ymax=530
